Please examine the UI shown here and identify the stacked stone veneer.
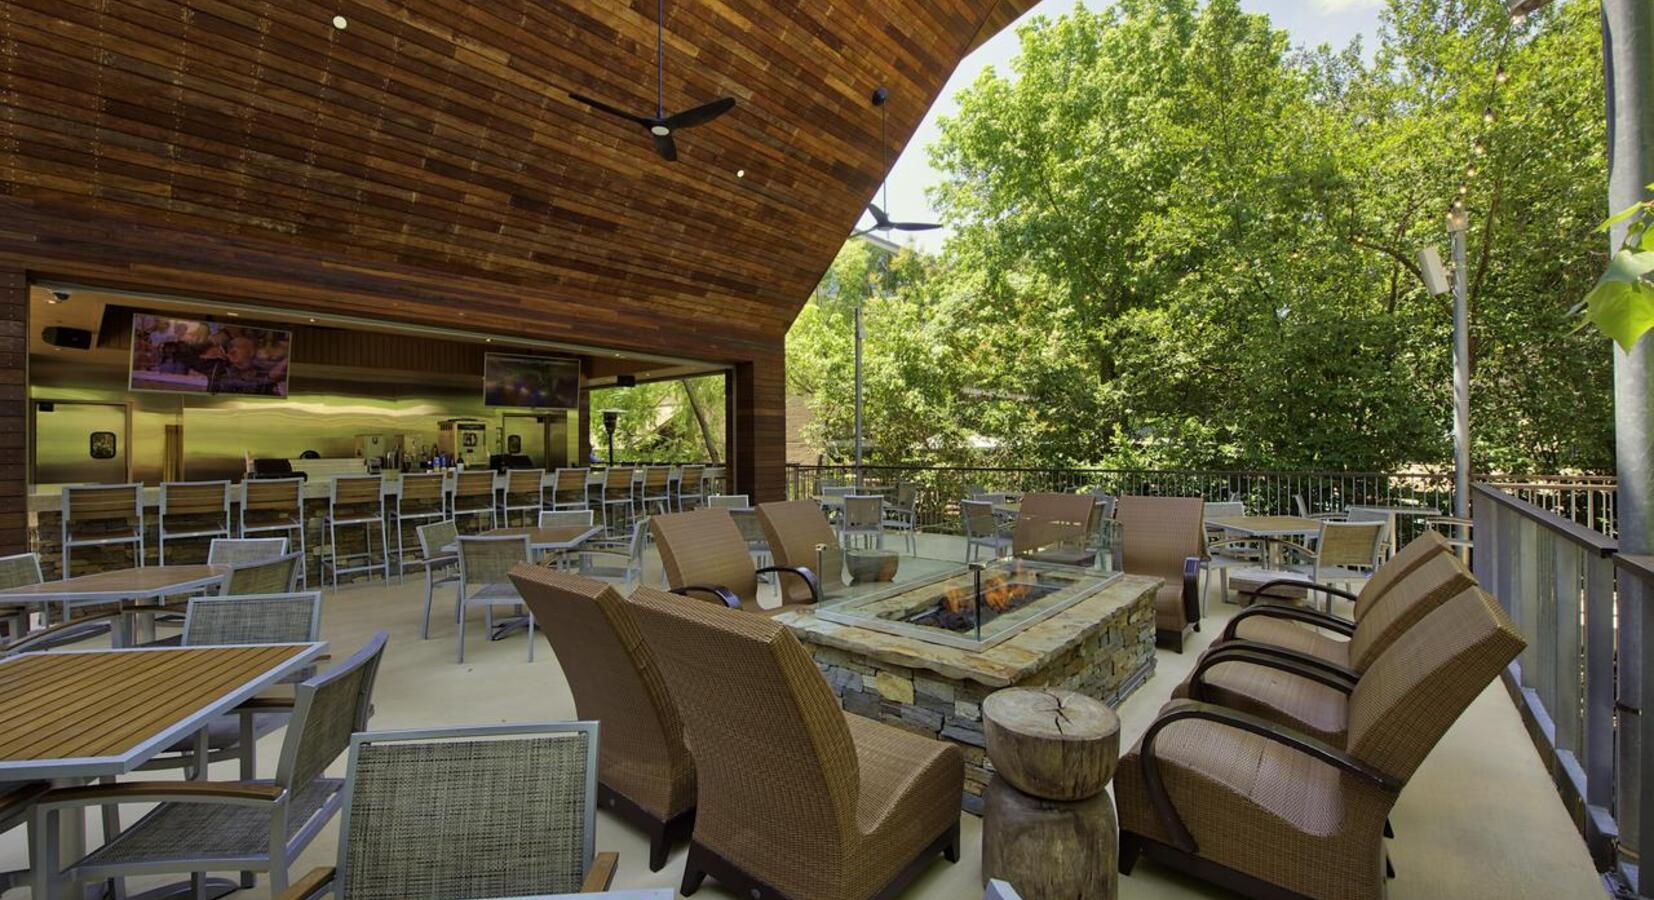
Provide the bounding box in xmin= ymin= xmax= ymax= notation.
xmin=786 ymin=575 xmax=1157 ymax=814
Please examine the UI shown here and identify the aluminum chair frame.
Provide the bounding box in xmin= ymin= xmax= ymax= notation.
xmin=600 ymin=468 xmax=637 ymax=537
xmin=839 ymin=494 xmax=886 ymax=550
xmin=391 ymin=472 xmax=448 ymax=581
xmin=449 ymin=471 xmax=498 ymax=532
xmin=322 ymin=476 xmax=390 ymax=589
xmin=239 ymin=479 xmax=308 ymax=589
xmin=881 ymin=483 xmax=920 ymax=554
xmin=0 ymin=552 xmax=43 ymax=637
xmin=638 ymin=467 xmax=674 ymax=516
xmin=500 ymin=468 xmax=546 ymax=528
xmin=962 ymin=499 xmax=1012 ymax=562
xmin=414 ymin=521 xmax=461 ymax=641
xmin=208 ymin=538 xmax=289 ymax=566
xmin=223 ymin=551 xmax=307 ymax=596
xmin=456 ymin=534 xmax=536 ymax=663
xmin=576 ymin=516 xmax=652 ymax=592
xmin=61 ymin=483 xmax=146 ymax=578
xmin=158 ymin=481 xmax=233 ymax=564
xmin=674 ymin=465 xmax=705 ymax=511
xmin=547 ymin=467 xmax=593 ymax=512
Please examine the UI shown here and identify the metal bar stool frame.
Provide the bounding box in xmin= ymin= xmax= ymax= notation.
xmin=61 ymin=483 xmax=146 ymax=578
xmin=323 ymin=475 xmax=390 ymax=589
xmin=239 ymin=478 xmax=308 ymax=589
xmin=158 ymin=480 xmax=233 ymax=565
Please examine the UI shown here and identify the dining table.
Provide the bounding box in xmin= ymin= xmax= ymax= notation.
xmin=0 ymin=641 xmax=327 ymax=898
xmin=0 ymin=565 xmax=232 ymax=647
xmin=443 ymin=525 xmax=604 ymax=640
xmin=1205 ymin=515 xmax=1325 ymax=568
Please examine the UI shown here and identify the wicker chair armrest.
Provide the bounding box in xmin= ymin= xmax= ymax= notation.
xmin=1188 ymin=646 xmax=1356 ymax=702
xmin=278 ymin=865 xmax=336 ymax=900
xmin=582 ymin=851 xmax=620 ymax=892
xmin=1182 ymin=556 xmax=1201 ymax=628
xmin=756 ymin=564 xmax=821 ymax=603
xmin=1139 ymin=701 xmax=1401 ymax=853
xmin=1237 ymin=578 xmax=1358 ymax=607
xmin=1214 ymin=639 xmax=1361 ymax=683
xmin=671 ymin=585 xmax=743 ymax=609
xmin=1222 ymin=604 xmax=1356 ymax=641
xmin=38 ymin=780 xmax=283 ymax=810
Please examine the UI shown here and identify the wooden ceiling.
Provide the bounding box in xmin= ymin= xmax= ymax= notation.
xmin=0 ymin=0 xmax=1037 ymax=342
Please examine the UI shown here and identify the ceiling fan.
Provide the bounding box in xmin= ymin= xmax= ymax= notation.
xmin=568 ymin=0 xmax=735 ymax=162
xmin=853 ymin=87 xmax=941 ymax=237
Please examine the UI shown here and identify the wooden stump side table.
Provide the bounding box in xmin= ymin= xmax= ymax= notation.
xmin=981 ymin=687 xmax=1121 ymax=899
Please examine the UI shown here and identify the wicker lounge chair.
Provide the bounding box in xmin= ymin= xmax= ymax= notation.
xmin=33 ymin=631 xmax=389 ymax=898
xmin=1012 ymin=492 xmax=1098 ymax=566
xmin=1116 ymin=588 xmax=1523 ymax=900
xmin=757 ymin=500 xmax=846 ymax=605
xmin=510 ymin=565 xmax=696 ymax=871
xmin=279 ymin=721 xmax=619 ymax=899
xmin=627 ymin=586 xmax=964 ymax=900
xmin=650 ymin=508 xmax=820 ymax=614
xmin=1174 ymin=561 xmax=1481 ymax=746
xmin=1116 ymin=496 xmax=1205 ymax=652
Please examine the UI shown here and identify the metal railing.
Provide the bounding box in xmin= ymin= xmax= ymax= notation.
xmin=788 ymin=464 xmax=1618 ymax=538
xmin=1473 ymin=483 xmax=1646 ymax=895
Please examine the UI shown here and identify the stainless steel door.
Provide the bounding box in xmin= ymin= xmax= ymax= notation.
xmin=32 ymin=401 xmax=131 ymax=485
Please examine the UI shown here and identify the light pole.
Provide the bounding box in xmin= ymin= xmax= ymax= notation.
xmin=853 ymin=293 xmax=864 ymax=490
xmin=1446 ymin=204 xmax=1472 ymax=518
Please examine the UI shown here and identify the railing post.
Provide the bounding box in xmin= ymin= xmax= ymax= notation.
xmin=1585 ymin=552 xmax=1617 ymax=848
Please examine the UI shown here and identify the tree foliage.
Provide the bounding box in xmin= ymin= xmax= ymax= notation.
xmin=589 ymin=374 xmax=726 ymax=463
xmin=787 ymin=0 xmax=1613 ymax=474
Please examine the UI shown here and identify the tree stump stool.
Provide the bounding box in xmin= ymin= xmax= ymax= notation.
xmin=981 ymin=687 xmax=1120 ymax=899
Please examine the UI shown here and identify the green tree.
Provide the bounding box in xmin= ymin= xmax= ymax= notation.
xmin=589 ymin=374 xmax=726 ymax=463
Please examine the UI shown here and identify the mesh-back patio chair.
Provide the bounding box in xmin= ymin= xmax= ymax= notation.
xmin=0 ymin=552 xmax=43 ymax=639
xmin=962 ymin=499 xmax=1012 ymax=562
xmin=208 ymin=538 xmax=289 ymax=566
xmin=510 ymin=566 xmax=695 ymax=871
xmin=757 ymin=500 xmax=846 ymax=605
xmin=34 ymin=631 xmax=388 ymax=899
xmin=707 ymin=494 xmax=749 ymax=508
xmin=278 ymin=721 xmax=618 ymax=900
xmin=415 ymin=520 xmax=460 ymax=640
xmin=1233 ymin=528 xmax=1453 ymax=623
xmin=1226 ymin=519 xmax=1390 ymax=615
xmin=0 ymin=782 xmax=48 ymax=894
xmin=456 ymin=534 xmax=536 ymax=663
xmin=138 ymin=592 xmax=327 ymax=785
xmin=1012 ymin=492 xmax=1096 ymax=567
xmin=838 ymin=495 xmax=885 ymax=550
xmin=225 ymin=551 xmax=306 ymax=596
xmin=1116 ymin=496 xmax=1206 ymax=652
xmin=573 ymin=516 xmax=652 ymax=592
xmin=881 ymin=482 xmax=920 ymax=553
xmin=650 ymin=508 xmax=818 ymax=614
xmin=1115 ymin=589 xmax=1524 ymax=900
xmin=627 ymin=586 xmax=964 ymax=900
xmin=1201 ymin=501 xmax=1264 ymax=605
xmin=1176 ymin=555 xmax=1479 ymax=744
xmin=730 ymin=506 xmax=772 ymax=569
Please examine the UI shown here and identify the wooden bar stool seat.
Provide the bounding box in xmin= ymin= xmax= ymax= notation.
xmin=158 ymin=480 xmax=232 ymax=564
xmin=547 ymin=467 xmax=592 ymax=512
xmin=61 ymin=483 xmax=146 ymax=577
xmin=451 ymin=471 xmax=497 ymax=533
xmin=500 ymin=468 xmax=545 ymax=528
xmin=240 ymin=478 xmax=308 ymax=589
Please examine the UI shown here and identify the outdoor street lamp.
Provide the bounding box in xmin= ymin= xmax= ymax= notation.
xmin=600 ymin=408 xmax=622 ymax=467
xmin=1446 ymin=206 xmax=1472 ymax=518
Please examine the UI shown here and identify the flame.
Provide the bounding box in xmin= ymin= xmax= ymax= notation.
xmin=944 ymin=564 xmax=1035 ymax=615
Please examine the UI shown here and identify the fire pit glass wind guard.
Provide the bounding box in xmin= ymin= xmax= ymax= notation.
xmin=814 ymin=557 xmax=1122 ymax=651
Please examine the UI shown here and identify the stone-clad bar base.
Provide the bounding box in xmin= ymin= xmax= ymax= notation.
xmin=777 ymin=574 xmax=1159 ymax=814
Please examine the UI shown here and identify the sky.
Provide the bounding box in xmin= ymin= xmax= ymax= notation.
xmin=859 ymin=0 xmax=1388 ymax=251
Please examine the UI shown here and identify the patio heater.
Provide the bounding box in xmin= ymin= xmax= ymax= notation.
xmin=600 ymin=409 xmax=622 ymax=467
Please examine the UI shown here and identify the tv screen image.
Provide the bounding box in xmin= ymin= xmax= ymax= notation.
xmin=130 ymin=314 xmax=292 ymax=397
xmin=483 ymin=353 xmax=580 ymax=408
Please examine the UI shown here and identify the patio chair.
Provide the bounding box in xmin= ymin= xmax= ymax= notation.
xmin=541 ymin=509 xmax=595 ymax=529
xmin=962 ymin=499 xmax=1013 ymax=562
xmin=278 ymin=721 xmax=620 ymax=899
xmin=882 ymin=482 xmax=920 ymax=553
xmin=391 ymin=471 xmax=447 ymax=579
xmin=708 ymin=493 xmax=749 ymax=508
xmin=321 ymin=475 xmax=389 ymax=588
xmin=451 ymin=470 xmax=497 ymax=532
xmin=1115 ymin=588 xmax=1524 ymax=900
xmin=627 ymin=586 xmax=964 ymax=900
xmin=1116 ymin=496 xmax=1205 ymax=652
xmin=757 ymin=500 xmax=847 ymax=604
xmin=0 ymin=552 xmax=43 ymax=639
xmin=639 ymin=466 xmax=674 ymax=515
xmin=456 ymin=534 xmax=536 ymax=663
xmin=574 ymin=516 xmax=653 ymax=592
xmin=601 ymin=467 xmax=638 ymax=535
xmin=208 ymin=538 xmax=289 ymax=566
xmin=1011 ymin=492 xmax=1096 ymax=566
xmin=649 ymin=508 xmax=819 ymax=614
xmin=839 ymin=494 xmax=886 ymax=549
xmin=240 ymin=479 xmax=307 ymax=587
xmin=676 ymin=464 xmax=706 ymax=511
xmin=548 ymin=466 xmax=593 ymax=511
xmin=1292 ymin=493 xmax=1346 ymax=521
xmin=730 ymin=506 xmax=773 ymax=570
xmin=0 ymin=782 xmax=47 ymax=894
xmin=224 ymin=551 xmax=306 ymax=596
xmin=510 ymin=566 xmax=696 ymax=870
xmin=501 ymin=468 xmax=546 ymax=527
xmin=158 ymin=480 xmax=232 ymax=564
xmin=33 ymin=631 xmax=389 ymax=899
xmin=1176 ymin=554 xmax=1479 ymax=743
xmin=61 ymin=483 xmax=145 ymax=577
xmin=415 ymin=520 xmax=460 ymax=640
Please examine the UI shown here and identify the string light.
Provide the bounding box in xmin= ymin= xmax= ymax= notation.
xmin=1495 ymin=64 xmax=1508 ymax=84
xmin=1483 ymin=106 xmax=1496 ymax=124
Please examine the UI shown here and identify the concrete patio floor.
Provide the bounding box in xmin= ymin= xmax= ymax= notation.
xmin=0 ymin=534 xmax=1607 ymax=899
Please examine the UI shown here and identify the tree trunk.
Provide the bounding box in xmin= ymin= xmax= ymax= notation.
xmin=681 ymin=378 xmax=721 ymax=463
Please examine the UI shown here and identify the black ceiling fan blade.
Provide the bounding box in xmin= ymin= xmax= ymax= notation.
xmin=653 ymin=131 xmax=679 ymax=162
xmin=568 ymin=92 xmax=652 ymax=127
xmin=867 ymin=203 xmax=892 ymax=228
xmin=890 ymin=221 xmax=942 ymax=232
xmin=664 ymin=97 xmax=736 ymax=130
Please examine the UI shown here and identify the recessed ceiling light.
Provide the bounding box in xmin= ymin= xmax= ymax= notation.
xmin=331 ymin=15 xmax=348 ymax=30
xmin=227 ymin=311 xmax=240 ymax=317
xmin=308 ymin=317 xmax=316 ymax=323
xmin=736 ymin=169 xmax=745 ymax=178
xmin=485 ymin=338 xmax=492 ymax=343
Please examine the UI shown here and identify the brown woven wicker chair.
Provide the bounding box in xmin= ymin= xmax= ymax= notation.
xmin=627 ymin=586 xmax=964 ymax=900
xmin=1116 ymin=587 xmax=1523 ymax=900
xmin=756 ymin=500 xmax=846 ymax=605
xmin=649 ymin=508 xmax=820 ymax=614
xmin=509 ymin=565 xmax=696 ymax=871
xmin=1116 ymin=496 xmax=1205 ymax=652
xmin=1012 ymin=492 xmax=1098 ymax=566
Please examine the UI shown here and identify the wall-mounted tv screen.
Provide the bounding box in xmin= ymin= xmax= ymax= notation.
xmin=483 ymin=353 xmax=580 ymax=408
xmin=130 ymin=314 xmax=292 ymax=397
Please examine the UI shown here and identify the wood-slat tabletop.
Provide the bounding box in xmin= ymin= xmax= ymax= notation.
xmin=0 ymin=565 xmax=230 ymax=601
xmin=0 ymin=643 xmax=324 ymax=779
xmin=1206 ymin=516 xmax=1325 ymax=537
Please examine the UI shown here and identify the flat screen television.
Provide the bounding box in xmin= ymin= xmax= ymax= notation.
xmin=483 ymin=353 xmax=580 ymax=408
xmin=129 ymin=314 xmax=292 ymax=397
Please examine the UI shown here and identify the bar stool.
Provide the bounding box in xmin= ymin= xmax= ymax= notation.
xmin=322 ymin=474 xmax=390 ymax=588
xmin=600 ymin=467 xmax=636 ymax=536
xmin=451 ymin=470 xmax=497 ymax=533
xmin=638 ymin=466 xmax=673 ymax=516
xmin=61 ymin=483 xmax=146 ymax=577
xmin=157 ymin=480 xmax=231 ymax=564
xmin=240 ymin=478 xmax=307 ymax=588
xmin=547 ymin=467 xmax=592 ymax=512
xmin=704 ymin=465 xmax=727 ymax=496
xmin=394 ymin=472 xmax=448 ymax=579
xmin=675 ymin=465 xmax=705 ymax=511
xmin=500 ymin=468 xmax=545 ymax=527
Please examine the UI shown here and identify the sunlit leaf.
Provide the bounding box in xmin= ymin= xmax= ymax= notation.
xmin=1585 ymin=280 xmax=1654 ymax=351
